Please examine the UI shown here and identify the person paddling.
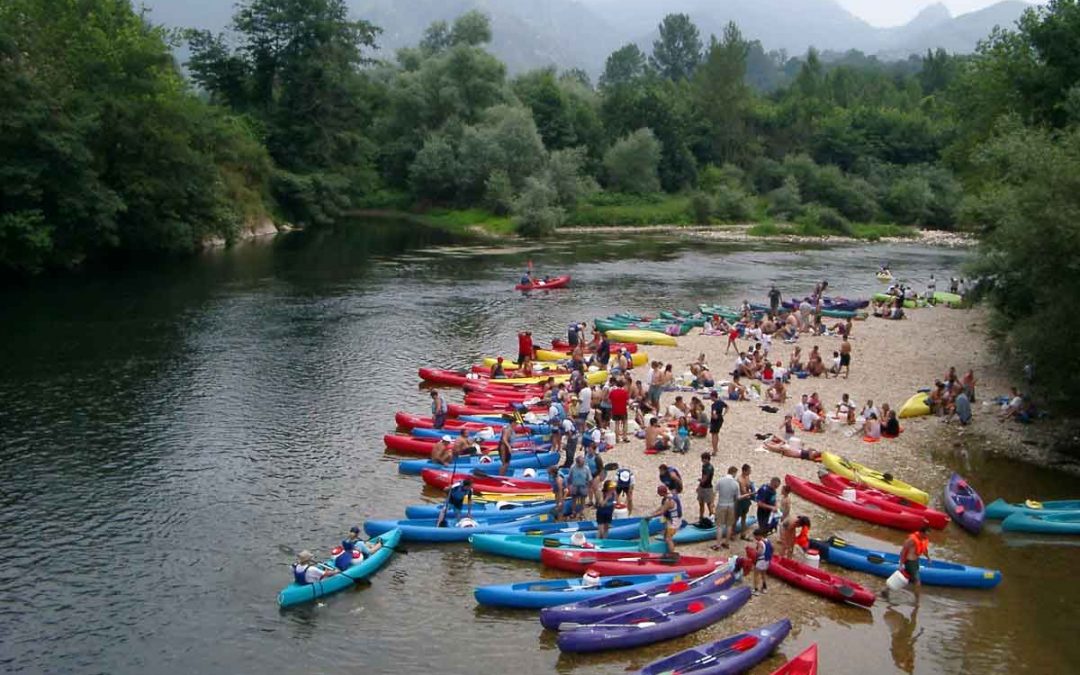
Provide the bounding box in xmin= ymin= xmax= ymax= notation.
xmin=293 ymin=550 xmax=337 ymax=585
xmin=437 ymin=478 xmax=473 ymax=527
xmin=335 ymin=526 xmax=382 ymax=570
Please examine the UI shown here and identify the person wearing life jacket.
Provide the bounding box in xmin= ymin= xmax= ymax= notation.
xmin=437 ymin=478 xmax=473 ymax=527
xmin=751 ymin=528 xmax=773 ymax=595
xmin=293 ymin=550 xmax=337 ymax=585
xmin=794 ymin=516 xmax=812 ymax=551
xmin=595 ymin=480 xmax=617 ymax=539
xmin=334 ymin=526 xmax=383 ymax=571
xmin=490 ymin=356 xmax=506 ymax=379
xmin=614 ymin=467 xmax=635 ymax=513
xmin=652 ymin=485 xmax=682 ymax=555
xmin=899 ymin=525 xmax=931 ymax=596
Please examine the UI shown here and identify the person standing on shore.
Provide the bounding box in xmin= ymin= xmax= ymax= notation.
xmin=751 ymin=528 xmax=773 ymax=595
xmin=736 ymin=464 xmax=754 ymax=539
xmin=652 ymin=485 xmax=682 ymax=555
xmin=713 ymin=466 xmax=740 ymax=549
xmin=891 ymin=525 xmax=932 ymax=601
xmin=840 ymin=335 xmax=852 ymax=379
xmin=696 ymin=452 xmax=716 ymax=526
xmin=708 ymin=390 xmax=728 ymax=456
xmin=609 ymin=379 xmax=630 ymax=443
xmin=768 ymin=285 xmax=782 ymax=315
xmin=756 ymin=477 xmax=782 ymax=533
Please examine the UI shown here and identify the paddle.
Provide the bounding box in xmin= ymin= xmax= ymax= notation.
xmin=651 ymin=636 xmax=760 ymax=675
xmin=436 ymin=448 xmax=462 ymax=528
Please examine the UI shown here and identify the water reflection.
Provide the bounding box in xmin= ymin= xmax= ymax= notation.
xmin=885 ymin=604 xmax=921 ymax=674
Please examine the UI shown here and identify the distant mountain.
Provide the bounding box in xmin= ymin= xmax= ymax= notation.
xmin=141 ymin=0 xmax=1035 ymax=76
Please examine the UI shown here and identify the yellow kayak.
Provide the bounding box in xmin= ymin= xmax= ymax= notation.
xmin=493 ymin=370 xmax=609 ymax=386
xmin=474 ymin=492 xmax=554 ymax=502
xmin=523 ymin=350 xmax=650 ymax=367
xmin=821 ymin=452 xmax=930 ymax=505
xmin=481 ymin=358 xmax=563 ymax=372
xmin=898 ymin=392 xmax=931 ymax=419
xmin=604 ymin=329 xmax=677 ymax=347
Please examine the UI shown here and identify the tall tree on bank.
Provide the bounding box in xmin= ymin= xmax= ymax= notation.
xmin=187 ymin=0 xmax=381 ymax=226
xmin=599 ymin=43 xmax=649 ymax=90
xmin=693 ymin=22 xmax=754 ymax=165
xmin=650 ymin=14 xmax=703 ymax=81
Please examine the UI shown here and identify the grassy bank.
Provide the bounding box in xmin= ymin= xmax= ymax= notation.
xmin=747 ymin=221 xmax=919 ymax=241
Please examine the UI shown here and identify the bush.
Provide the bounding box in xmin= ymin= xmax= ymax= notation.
xmin=884 ymin=176 xmax=933 ymax=225
xmin=712 ymin=184 xmax=753 ymax=221
xmin=689 ymin=191 xmax=714 ymax=224
xmin=766 ymin=175 xmax=803 ymax=220
xmin=513 ymin=176 xmax=565 ymax=236
xmin=797 ymin=203 xmax=852 ymax=236
xmin=484 ymin=170 xmax=514 ymax=215
xmin=547 ymin=147 xmax=598 ymax=210
xmin=603 ymin=128 xmax=662 ymax=194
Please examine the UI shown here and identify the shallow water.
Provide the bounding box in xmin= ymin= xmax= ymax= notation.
xmin=1 ymin=222 xmax=1077 ymax=674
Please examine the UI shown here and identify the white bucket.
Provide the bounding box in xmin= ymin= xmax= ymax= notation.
xmin=804 ymin=549 xmax=820 ymax=568
xmin=841 ymin=488 xmax=857 ymax=502
xmin=604 ymin=431 xmax=617 ymax=447
xmin=613 ymin=504 xmax=630 ymax=519
xmin=887 ymin=570 xmax=909 ymax=591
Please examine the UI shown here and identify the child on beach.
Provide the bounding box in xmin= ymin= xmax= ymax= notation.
xmin=751 ymin=529 xmax=773 ymax=595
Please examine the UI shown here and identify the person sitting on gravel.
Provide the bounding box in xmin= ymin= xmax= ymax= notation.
xmin=768 ymin=378 xmax=787 ymax=404
xmin=727 ymin=375 xmax=749 ymax=402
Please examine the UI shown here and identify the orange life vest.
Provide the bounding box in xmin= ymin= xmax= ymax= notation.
xmin=908 ymin=532 xmax=929 ymax=556
xmin=795 ymin=526 xmax=810 ymax=549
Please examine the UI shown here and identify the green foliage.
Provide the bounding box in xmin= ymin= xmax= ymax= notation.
xmin=766 ymin=176 xmax=804 ymax=220
xmin=650 ymin=14 xmax=703 ymax=81
xmin=603 ymin=129 xmax=662 ymax=194
xmin=712 ymin=185 xmax=754 ymax=222
xmin=513 ymin=176 xmax=565 ymax=236
xmin=547 ymin=147 xmax=598 ymax=210
xmin=796 ymin=204 xmax=852 ymax=235
xmin=689 ymin=192 xmax=714 ymax=225
xmin=566 ymin=193 xmax=694 ymax=226
xmin=483 ymin=170 xmax=514 ymax=215
xmin=600 ymin=44 xmax=649 ymax=90
xmin=693 ymin=23 xmax=753 ymax=165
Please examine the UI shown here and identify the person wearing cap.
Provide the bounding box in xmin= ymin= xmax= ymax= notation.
xmin=431 ymin=435 xmax=453 ymax=466
xmin=437 ymin=478 xmax=474 ymax=527
xmin=430 ymin=390 xmax=448 ymax=429
xmin=614 ymin=466 xmax=635 ymax=512
xmin=651 ymin=485 xmax=682 ymax=555
xmin=709 ymin=390 xmax=727 ymax=456
xmin=490 ymin=356 xmax=506 ymax=379
xmin=560 ymin=417 xmax=579 ymax=469
xmin=335 ymin=526 xmax=382 ymax=570
xmin=596 ymin=480 xmax=617 ymax=538
xmin=293 ymin=550 xmax=338 ymax=585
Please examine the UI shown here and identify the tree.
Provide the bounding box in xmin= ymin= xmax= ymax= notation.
xmin=451 ymin=10 xmax=493 ymax=47
xmin=604 ymin=129 xmax=661 ymax=194
xmin=513 ymin=176 xmax=564 ymax=236
xmin=420 ymin=20 xmax=452 ymax=55
xmin=600 ymin=43 xmax=648 ymax=90
xmin=692 ymin=23 xmax=753 ymax=165
xmin=547 ymin=147 xmax=597 ymax=209
xmin=650 ymin=14 xmax=702 ymax=81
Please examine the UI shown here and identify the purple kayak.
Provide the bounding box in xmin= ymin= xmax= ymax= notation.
xmin=638 ymin=618 xmax=792 ymax=674
xmin=540 ymin=566 xmax=738 ymax=630
xmin=556 ymin=586 xmax=751 ymax=654
xmin=944 ymin=472 xmax=985 ymax=534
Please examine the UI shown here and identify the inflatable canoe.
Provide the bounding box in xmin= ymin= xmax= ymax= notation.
xmin=1001 ymin=511 xmax=1080 ymax=535
xmin=541 ymin=548 xmax=728 ymax=577
xmin=363 ymin=513 xmax=552 ymax=543
xmin=944 ymin=472 xmax=985 ymax=535
xmin=405 ymin=499 xmax=555 ymax=519
xmin=933 ymin=291 xmax=963 ymax=306
xmin=516 ymin=275 xmax=571 ymax=291
xmin=469 ymin=533 xmax=667 ymax=561
xmin=818 ymin=472 xmax=948 ymax=528
xmin=277 ymin=529 xmax=401 ymax=608
xmin=898 ymin=391 xmax=931 ymax=418
xmin=872 ymin=293 xmax=926 ymax=309
xmin=821 ymin=453 xmax=929 ymax=505
xmin=811 ymin=536 xmax=1002 ymax=588
xmin=556 ymin=588 xmax=750 ymax=654
xmin=475 ymin=573 xmax=680 ymax=609
xmin=786 ymin=475 xmax=929 ymax=530
xmin=604 ymin=329 xmax=677 ymax=347
xmin=420 ymin=468 xmax=554 ymax=494
xmin=638 ymin=618 xmax=791 ymax=675
xmin=985 ymin=498 xmax=1080 ymax=520
xmin=397 ymin=450 xmax=560 ymax=475
xmin=767 ymin=555 xmax=875 ymax=607
xmin=770 ymin=643 xmax=818 ymax=675
xmin=673 ymin=516 xmax=756 ymax=543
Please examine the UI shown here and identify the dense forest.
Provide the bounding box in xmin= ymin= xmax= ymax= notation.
xmin=2 ymin=0 xmax=1079 ymax=403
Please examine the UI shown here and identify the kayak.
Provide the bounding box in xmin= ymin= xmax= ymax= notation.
xmin=785 ymin=474 xmax=928 ymax=530
xmin=406 ymin=499 xmax=555 ymax=519
xmin=933 ymin=291 xmax=963 ymax=306
xmin=469 ymin=533 xmax=667 ymax=561
xmin=384 ymin=434 xmax=545 ymax=456
xmin=277 ymin=529 xmax=402 ymax=608
xmin=541 ymin=547 xmax=729 ymax=577
xmin=557 ymin=587 xmax=751 ymax=653
xmin=985 ymin=498 xmax=1080 ymax=520
xmin=447 ymin=403 xmax=542 ymax=417
xmin=397 ymin=450 xmax=560 ymax=475
xmin=944 ymin=472 xmax=986 ymax=534
xmin=396 ymin=412 xmax=517 ymax=431
xmin=821 ymin=452 xmax=929 ymax=505
xmin=876 ymin=272 xmax=893 ymax=281
xmin=420 ymin=468 xmax=555 ymax=494
xmin=770 ymin=643 xmax=818 ymax=675
xmin=475 ymin=573 xmax=680 ymax=609
xmin=673 ymin=516 xmax=756 ymax=543
xmin=811 ymin=536 xmax=1003 ymax=588
xmin=1001 ymin=511 xmax=1080 ymax=535
xmin=550 ymin=340 xmax=638 ymax=353
xmin=604 ymin=329 xmax=677 ymax=347
xmin=364 ymin=513 xmax=549 ymax=543
xmin=638 ymin=618 xmax=792 ymax=675
xmin=409 ymin=426 xmax=544 ymax=442
xmin=540 ymin=567 xmax=738 ymax=630
xmin=898 ymin=392 xmax=931 ymax=418
xmin=872 ymin=293 xmax=926 ymax=309
xmin=767 ymin=555 xmax=875 ymax=607
xmin=516 ymin=275 xmax=571 ymax=291
xmin=818 ymin=473 xmax=948 ymax=529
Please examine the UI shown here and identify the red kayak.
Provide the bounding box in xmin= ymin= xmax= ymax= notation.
xmin=551 ymin=340 xmax=637 ymax=353
xmin=770 ymin=644 xmax=818 ymax=675
xmin=418 ymin=368 xmax=472 ymax=386
xmin=394 ymin=412 xmax=507 ymax=431
xmin=540 ymin=547 xmax=728 ymax=577
xmin=785 ymin=475 xmax=929 ymax=530
xmin=384 ymin=435 xmax=539 ymax=456
xmin=515 ymin=275 xmax=571 ymax=291
xmin=447 ymin=403 xmax=541 ymax=418
xmin=421 ymin=468 xmax=553 ymax=494
xmin=818 ymin=472 xmax=949 ymax=529
xmin=768 ymin=556 xmax=875 ymax=607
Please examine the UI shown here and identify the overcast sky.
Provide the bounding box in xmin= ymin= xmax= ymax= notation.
xmin=837 ymin=0 xmax=1043 ymax=27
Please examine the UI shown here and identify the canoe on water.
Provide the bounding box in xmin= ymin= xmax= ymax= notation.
xmin=469 ymin=533 xmax=667 ymax=562
xmin=420 ymin=468 xmax=554 ymax=494
xmin=475 ymin=573 xmax=681 ymax=609
xmin=767 ymin=555 xmax=875 ymax=607
xmin=397 ymin=450 xmax=560 ymax=475
xmin=984 ymin=498 xmax=1080 ymax=520
xmin=944 ymin=472 xmax=986 ymax=534
xmin=817 ymin=472 xmax=949 ymax=529
xmin=810 ymin=536 xmax=1003 ymax=588
xmin=541 ymin=547 xmax=729 ymax=577
xmin=821 ymin=452 xmax=930 ymax=505
xmin=556 ymin=587 xmax=751 ymax=654
xmin=540 ymin=567 xmax=738 ymax=631
xmin=770 ymin=644 xmax=819 ymax=675
xmin=405 ymin=499 xmax=555 ymax=519
xmin=637 ymin=618 xmax=792 ymax=675
xmin=277 ymin=529 xmax=402 ymax=608
xmin=604 ymin=329 xmax=678 ymax=347
xmin=516 ymin=275 xmax=571 ymax=291
xmin=1001 ymin=511 xmax=1080 ymax=535
xmin=363 ymin=513 xmax=549 ymax=543
xmin=785 ymin=474 xmax=928 ymax=531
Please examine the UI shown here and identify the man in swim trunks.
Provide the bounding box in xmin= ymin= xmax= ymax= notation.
xmin=894 ymin=525 xmax=931 ymax=601
xmin=839 ymin=336 xmax=852 ymax=379
xmin=709 ymin=390 xmax=727 ymax=456
xmin=736 ymin=464 xmax=754 ymax=539
xmin=652 ymin=485 xmax=682 ymax=555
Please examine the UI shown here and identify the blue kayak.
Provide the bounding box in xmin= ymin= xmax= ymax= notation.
xmin=673 ymin=516 xmax=757 ymax=544
xmin=405 ymin=499 xmax=556 ymax=519
xmin=985 ymin=498 xmax=1080 ymax=520
xmin=812 ymin=536 xmax=1002 ymax=588
xmin=495 ymin=516 xmax=665 ymax=540
xmin=410 ymin=427 xmax=549 ymax=443
xmin=277 ymin=529 xmax=402 ymax=608
xmin=469 ymin=533 xmax=667 ymax=561
xmin=475 ymin=573 xmax=681 ymax=608
xmin=638 ymin=618 xmax=792 ymax=675
xmin=364 ymin=513 xmax=549 ymax=543
xmin=1001 ymin=511 xmax=1080 ymax=535
xmin=397 ymin=451 xmax=561 ymax=475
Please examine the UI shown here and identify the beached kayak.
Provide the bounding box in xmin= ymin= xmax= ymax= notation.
xmin=944 ymin=473 xmax=986 ymax=534
xmin=363 ymin=513 xmax=548 ymax=543
xmin=821 ymin=452 xmax=930 ymax=505
xmin=984 ymin=498 xmax=1080 ymax=520
xmin=405 ymin=499 xmax=555 ymax=519
xmin=767 ymin=555 xmax=875 ymax=607
xmin=770 ymin=643 xmax=818 ymax=675
xmin=786 ymin=474 xmax=928 ymax=530
xmin=811 ymin=536 xmax=1003 ymax=588
xmin=818 ymin=472 xmax=948 ymax=529
xmin=541 ymin=548 xmax=729 ymax=577
xmin=516 ymin=275 xmax=571 ymax=291
xmin=673 ymin=516 xmax=756 ymax=543
xmin=933 ymin=291 xmax=963 ymax=306
xmin=1001 ymin=511 xmax=1080 ymax=535
xmin=420 ymin=468 xmax=555 ymax=494
xmin=397 ymin=451 xmax=560 ymax=475
xmin=557 ymin=588 xmax=751 ymax=653
xmin=475 ymin=573 xmax=680 ymax=609
xmin=540 ymin=567 xmax=738 ymax=630
xmin=637 ymin=618 xmax=792 ymax=675
xmin=898 ymin=391 xmax=931 ymax=418
xmin=604 ymin=329 xmax=678 ymax=346
xmin=384 ymin=434 xmax=546 ymax=456
xmin=470 ymin=533 xmax=667 ymax=561
xmin=394 ymin=412 xmax=533 ymax=432
xmin=277 ymin=529 xmax=402 ymax=608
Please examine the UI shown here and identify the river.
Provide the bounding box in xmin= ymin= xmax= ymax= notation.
xmin=1 ymin=222 xmax=1076 ymax=674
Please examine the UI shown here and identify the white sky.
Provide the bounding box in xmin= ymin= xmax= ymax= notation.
xmin=837 ymin=0 xmax=1044 ymax=27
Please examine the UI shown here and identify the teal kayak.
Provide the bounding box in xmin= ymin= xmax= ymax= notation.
xmin=469 ymin=533 xmax=667 ymax=561
xmin=475 ymin=573 xmax=680 ymax=608
xmin=277 ymin=529 xmax=401 ymax=608
xmin=673 ymin=516 xmax=757 ymax=544
xmin=985 ymin=498 xmax=1080 ymax=520
xmin=1001 ymin=511 xmax=1080 ymax=535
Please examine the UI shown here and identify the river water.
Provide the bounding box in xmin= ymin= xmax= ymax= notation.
xmin=1 ymin=222 xmax=1076 ymax=674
